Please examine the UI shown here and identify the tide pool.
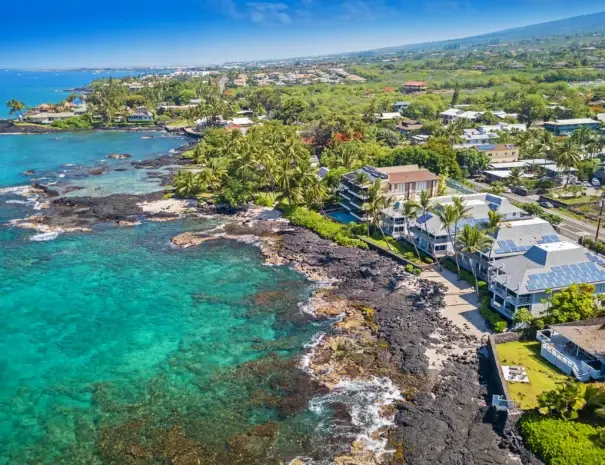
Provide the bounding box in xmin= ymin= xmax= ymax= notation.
xmin=0 ymin=220 xmax=330 ymax=464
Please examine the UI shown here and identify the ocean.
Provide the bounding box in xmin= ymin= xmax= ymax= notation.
xmin=0 ymin=69 xmax=166 ymax=118
xmin=0 ymin=130 xmax=345 ymax=464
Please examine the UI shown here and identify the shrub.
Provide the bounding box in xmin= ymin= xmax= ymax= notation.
xmin=581 ymin=237 xmax=605 ymax=256
xmin=282 ymin=206 xmax=369 ymax=250
xmin=51 ymin=115 xmax=92 ymax=129
xmin=405 ymin=264 xmax=421 ymax=275
xmin=519 ymin=414 xmax=605 ymax=465
xmin=479 ymin=296 xmax=508 ymax=333
xmin=255 ymin=192 xmax=277 ymax=207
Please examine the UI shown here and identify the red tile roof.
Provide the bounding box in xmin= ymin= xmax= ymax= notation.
xmin=404 ymin=81 xmax=428 ymax=86
xmin=387 ymin=170 xmax=439 ymax=184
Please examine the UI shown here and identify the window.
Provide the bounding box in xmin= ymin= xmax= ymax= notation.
xmin=416 ymin=181 xmax=427 ymax=191
xmin=435 ymin=245 xmax=447 ymax=251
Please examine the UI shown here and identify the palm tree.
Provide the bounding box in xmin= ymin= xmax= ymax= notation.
xmin=173 ymin=170 xmax=201 ymax=198
xmin=570 ymin=126 xmax=594 ymax=149
xmin=418 ymin=190 xmax=435 ymax=261
xmin=487 ymin=210 xmax=503 ymax=234
xmin=401 ymin=200 xmax=422 ymax=260
xmin=554 ymin=138 xmax=582 ymax=187
xmin=457 ymin=225 xmax=492 ymax=296
xmin=532 ymin=130 xmax=555 ymax=162
xmin=6 ymin=99 xmax=25 ymax=119
xmin=362 ymin=179 xmax=392 ymax=239
xmin=507 ymin=167 xmax=524 ymax=188
xmin=434 ymin=204 xmax=463 ymax=275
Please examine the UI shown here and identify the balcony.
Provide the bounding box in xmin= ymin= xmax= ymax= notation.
xmin=537 ymin=330 xmax=605 ymax=382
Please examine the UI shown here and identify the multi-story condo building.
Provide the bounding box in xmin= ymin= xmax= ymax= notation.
xmin=489 ymin=242 xmax=605 ymax=319
xmin=339 ymin=165 xmax=438 ymax=221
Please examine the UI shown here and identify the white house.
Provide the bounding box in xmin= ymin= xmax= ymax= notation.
xmin=127 ymin=109 xmax=154 ymax=123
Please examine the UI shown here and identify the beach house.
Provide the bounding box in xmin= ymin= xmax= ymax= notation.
xmin=489 ymin=242 xmax=605 ymax=319
xmin=404 ymin=193 xmax=525 ymax=259
xmin=537 ymin=318 xmax=605 ymax=381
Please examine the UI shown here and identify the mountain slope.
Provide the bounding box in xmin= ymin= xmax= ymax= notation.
xmin=367 ymin=11 xmax=605 ymax=54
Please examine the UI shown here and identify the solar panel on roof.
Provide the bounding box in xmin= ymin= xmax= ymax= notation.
xmin=552 ymin=266 xmax=562 ymax=272
xmin=497 ymin=240 xmax=507 ymax=248
xmin=506 ymin=240 xmax=516 ymax=247
xmin=494 ymin=249 xmax=504 ymax=254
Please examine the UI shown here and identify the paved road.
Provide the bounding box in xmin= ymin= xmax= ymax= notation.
xmin=466 ymin=180 xmax=603 ymax=243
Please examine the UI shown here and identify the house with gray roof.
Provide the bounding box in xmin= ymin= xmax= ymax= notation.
xmin=489 ymin=242 xmax=605 ymax=319
xmin=537 ymin=317 xmax=605 ymax=381
xmin=401 ymin=193 xmax=525 ymax=259
xmin=470 ymin=217 xmax=560 ymax=279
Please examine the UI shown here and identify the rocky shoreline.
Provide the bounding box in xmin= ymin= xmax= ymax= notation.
xmin=0 ymin=120 xmax=171 ymax=135
xmin=170 ymin=212 xmax=540 ymax=465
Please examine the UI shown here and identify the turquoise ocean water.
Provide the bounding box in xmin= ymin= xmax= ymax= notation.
xmin=0 ymin=133 xmax=334 ymax=464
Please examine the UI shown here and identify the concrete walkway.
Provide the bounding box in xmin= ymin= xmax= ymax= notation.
xmin=423 ymin=268 xmax=491 ymax=338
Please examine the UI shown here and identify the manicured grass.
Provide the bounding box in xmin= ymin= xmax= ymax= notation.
xmin=554 ymin=195 xmax=601 ymax=205
xmin=496 ymin=341 xmax=569 ymax=409
xmin=362 ymin=234 xmax=425 ymax=265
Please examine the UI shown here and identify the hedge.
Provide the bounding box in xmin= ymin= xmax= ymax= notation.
xmin=519 ymin=414 xmax=605 ymax=465
xmin=281 ymin=206 xmax=368 ymax=250
xmin=479 ymin=296 xmax=508 ymax=333
xmin=581 ymin=237 xmax=605 ymax=256
xmin=513 ymin=201 xmax=562 ymax=226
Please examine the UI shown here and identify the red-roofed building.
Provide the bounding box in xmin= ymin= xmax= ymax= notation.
xmin=403 ymin=81 xmax=428 ymax=93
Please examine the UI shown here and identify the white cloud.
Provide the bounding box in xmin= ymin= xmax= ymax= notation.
xmin=247 ymin=2 xmax=292 ymax=24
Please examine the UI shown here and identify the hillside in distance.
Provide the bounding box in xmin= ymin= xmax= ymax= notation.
xmin=365 ymin=10 xmax=605 ymax=54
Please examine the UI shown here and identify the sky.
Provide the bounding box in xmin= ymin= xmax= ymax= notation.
xmin=1 ymin=0 xmax=604 ymax=68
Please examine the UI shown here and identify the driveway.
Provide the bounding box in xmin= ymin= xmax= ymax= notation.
xmin=423 ymin=268 xmax=491 ymax=338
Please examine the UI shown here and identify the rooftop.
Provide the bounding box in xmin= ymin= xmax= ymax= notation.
xmin=404 ymin=81 xmax=428 ymax=86
xmin=552 ymin=318 xmax=605 ymax=361
xmin=493 ymin=242 xmax=605 ymax=293
xmin=544 ymin=118 xmax=598 ymax=126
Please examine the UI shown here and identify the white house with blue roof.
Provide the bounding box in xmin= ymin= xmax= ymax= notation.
xmin=489 ymin=241 xmax=605 ymax=319
xmin=398 ymin=193 xmax=525 ymax=259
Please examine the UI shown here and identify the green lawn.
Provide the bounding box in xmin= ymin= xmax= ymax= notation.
xmin=362 ymin=234 xmax=427 ymax=265
xmin=496 ymin=341 xmax=569 ymax=409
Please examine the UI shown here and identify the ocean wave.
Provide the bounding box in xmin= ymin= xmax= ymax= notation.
xmin=5 ymin=199 xmax=28 ymax=204
xmin=309 ymin=377 xmax=402 ymax=459
xmin=299 ymin=332 xmax=326 ymax=371
xmin=30 ymin=231 xmax=60 ymax=241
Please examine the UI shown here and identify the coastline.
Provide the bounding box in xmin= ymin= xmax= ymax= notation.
xmin=1 ymin=142 xmax=533 ymax=464
xmin=169 ymin=212 xmax=526 ymax=465
xmin=0 ymin=120 xmax=173 ymax=135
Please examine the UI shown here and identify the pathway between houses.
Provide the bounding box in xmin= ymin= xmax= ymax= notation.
xmin=423 ymin=268 xmax=491 ymax=339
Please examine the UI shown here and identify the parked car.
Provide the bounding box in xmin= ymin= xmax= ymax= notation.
xmin=592 ymin=178 xmax=601 ymax=187
xmin=540 ymin=201 xmax=554 ymax=209
xmin=582 ymin=181 xmax=592 ymax=188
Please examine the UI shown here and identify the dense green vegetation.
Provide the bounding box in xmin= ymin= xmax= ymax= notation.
xmin=520 ymin=414 xmax=605 ymax=465
xmin=280 ymin=206 xmax=368 ymax=249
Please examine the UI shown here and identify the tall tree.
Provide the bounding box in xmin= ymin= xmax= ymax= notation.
xmin=456 ymin=224 xmax=492 ymax=295
xmin=6 ymin=99 xmax=25 ymax=118
xmin=554 ymin=138 xmax=582 ymax=187
xmin=434 ymin=204 xmax=463 ymax=275
xmin=418 ymin=190 xmax=435 ymax=260
xmin=401 ymin=200 xmax=422 ymax=260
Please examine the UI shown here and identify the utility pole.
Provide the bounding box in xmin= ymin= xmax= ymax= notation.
xmin=596 ymin=191 xmax=605 ymax=242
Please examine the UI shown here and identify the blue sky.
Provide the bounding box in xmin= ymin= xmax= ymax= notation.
xmin=1 ymin=0 xmax=604 ymax=68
